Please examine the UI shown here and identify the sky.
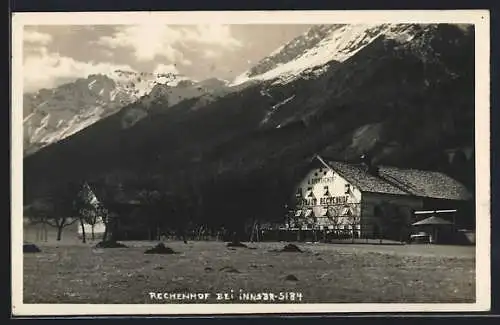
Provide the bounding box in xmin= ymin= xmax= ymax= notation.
xmin=23 ymin=24 xmax=313 ymax=93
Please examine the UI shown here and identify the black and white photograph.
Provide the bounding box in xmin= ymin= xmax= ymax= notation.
xmin=11 ymin=11 xmax=490 ymax=315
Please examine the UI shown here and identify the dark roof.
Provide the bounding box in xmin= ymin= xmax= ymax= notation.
xmin=327 ymin=161 xmax=409 ymax=196
xmin=317 ymin=156 xmax=472 ymax=201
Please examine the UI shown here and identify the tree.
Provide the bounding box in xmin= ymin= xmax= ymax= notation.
xmin=79 ymin=215 xmax=87 ymax=243
xmin=88 ymin=179 xmax=124 ymax=242
xmin=137 ymin=187 xmax=163 ymax=240
xmin=73 ymin=183 xmax=92 ymax=243
xmin=98 ymin=203 xmax=112 ymax=242
xmin=46 ymin=201 xmax=79 ymax=242
xmin=326 ymin=205 xmax=344 ymax=239
xmin=83 ymin=184 xmax=104 ymax=241
xmin=28 ymin=182 xmax=84 ymax=242
xmin=25 ymin=199 xmax=52 ymax=242
xmin=49 ymin=182 xmax=88 ymax=241
xmin=87 ymin=211 xmax=100 ymax=241
xmin=347 ymin=205 xmax=362 ymax=242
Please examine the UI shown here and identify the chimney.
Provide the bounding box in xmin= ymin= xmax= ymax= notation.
xmin=360 ymin=153 xmax=379 ymax=176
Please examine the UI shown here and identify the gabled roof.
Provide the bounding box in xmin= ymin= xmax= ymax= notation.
xmin=412 ymin=216 xmax=454 ymax=226
xmin=327 ymin=160 xmax=409 ymax=196
xmin=316 ymin=156 xmax=472 ymax=201
xmin=87 ymin=182 xmax=143 ymax=205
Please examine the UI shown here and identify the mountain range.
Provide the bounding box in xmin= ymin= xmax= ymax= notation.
xmin=23 ymin=70 xmax=233 ymax=155
xmin=23 ymin=23 xmax=475 ymax=226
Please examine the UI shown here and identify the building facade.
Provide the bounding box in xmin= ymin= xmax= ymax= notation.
xmin=290 ymin=163 xmax=363 ymax=238
xmin=289 ymin=155 xmax=472 ymax=241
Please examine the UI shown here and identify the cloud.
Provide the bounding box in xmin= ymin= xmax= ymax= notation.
xmin=184 ymin=25 xmax=242 ymax=49
xmin=97 ymin=24 xmax=184 ymax=62
xmin=100 ymin=48 xmax=115 ymax=57
xmin=23 ymin=48 xmax=136 ymax=92
xmin=180 ymin=58 xmax=192 ymax=66
xmin=24 ymin=30 xmax=53 ymax=45
xmin=96 ymin=24 xmax=242 ymax=64
xmin=153 ymin=63 xmax=179 ymax=75
xmin=202 ymin=49 xmax=220 ymax=59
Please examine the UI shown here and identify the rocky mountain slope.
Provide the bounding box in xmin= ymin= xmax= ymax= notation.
xmin=23 ymin=70 xmax=230 ymax=155
xmin=232 ymin=24 xmax=428 ymax=86
xmin=23 ymin=23 xmax=475 ymax=228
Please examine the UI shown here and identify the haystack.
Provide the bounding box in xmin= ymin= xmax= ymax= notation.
xmin=280 ymin=243 xmax=302 ymax=252
xmin=226 ymin=241 xmax=248 ymax=248
xmin=144 ymin=242 xmax=176 ymax=254
xmin=23 ymin=243 xmax=41 ymax=253
xmin=95 ymin=240 xmax=128 ymax=248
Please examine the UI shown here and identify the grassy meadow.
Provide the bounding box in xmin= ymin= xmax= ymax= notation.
xmin=22 ymin=240 xmax=475 ymax=304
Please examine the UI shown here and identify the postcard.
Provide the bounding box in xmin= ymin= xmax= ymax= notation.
xmin=11 ymin=10 xmax=491 ymax=316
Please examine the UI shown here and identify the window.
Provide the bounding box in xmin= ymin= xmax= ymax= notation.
xmin=345 ymin=184 xmax=351 ymax=194
xmin=323 ymin=186 xmax=330 ymax=196
xmin=306 ymin=187 xmax=314 ymax=198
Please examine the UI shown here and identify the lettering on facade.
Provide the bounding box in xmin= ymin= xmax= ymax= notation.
xmin=307 ymin=177 xmax=334 ymax=185
xmin=298 ymin=196 xmax=349 ymax=207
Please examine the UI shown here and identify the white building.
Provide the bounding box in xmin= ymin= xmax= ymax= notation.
xmin=289 ymin=155 xmax=472 ymax=241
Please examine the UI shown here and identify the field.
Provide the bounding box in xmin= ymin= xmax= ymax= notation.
xmin=23 ymin=240 xmax=475 ymax=304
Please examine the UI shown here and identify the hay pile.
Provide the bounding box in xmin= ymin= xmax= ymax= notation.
xmin=95 ymin=241 xmax=128 ymax=248
xmin=219 ymin=266 xmax=240 ymax=273
xmin=284 ymin=274 xmax=299 ymax=281
xmin=226 ymin=241 xmax=248 ymax=248
xmin=144 ymin=243 xmax=176 ymax=255
xmin=23 ymin=243 xmax=41 ymax=253
xmin=280 ymin=244 xmax=303 ymax=253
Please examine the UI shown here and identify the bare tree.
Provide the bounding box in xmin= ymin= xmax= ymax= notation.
xmin=348 ymin=212 xmax=361 ymax=243
xmin=89 ymin=180 xmax=121 ymax=242
xmin=30 ymin=186 xmax=81 ymax=242
xmin=326 ymin=205 xmax=343 ymax=238
xmin=97 ymin=203 xmax=113 ymax=242
xmin=25 ymin=199 xmax=51 ymax=242
xmin=72 ymin=183 xmax=96 ymax=243
xmin=84 ymin=209 xmax=101 ymax=241
xmin=344 ymin=203 xmax=361 ymax=242
xmin=46 ymin=209 xmax=79 ymax=241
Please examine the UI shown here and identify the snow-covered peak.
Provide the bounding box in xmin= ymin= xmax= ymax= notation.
xmin=231 ymin=24 xmax=432 ymax=86
xmin=23 ymin=70 xmax=235 ymax=155
xmin=197 ymin=77 xmax=230 ymax=90
xmin=23 ymin=70 xmax=188 ymax=155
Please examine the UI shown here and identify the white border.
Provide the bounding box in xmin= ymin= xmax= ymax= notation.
xmin=11 ymin=10 xmax=491 ymax=316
